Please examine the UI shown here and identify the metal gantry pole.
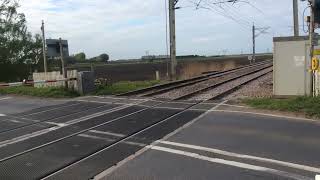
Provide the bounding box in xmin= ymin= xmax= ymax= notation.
xmin=169 ymin=0 xmax=177 ymax=80
xmin=41 ymin=20 xmax=48 ymax=73
xmin=293 ymin=0 xmax=300 ymax=36
xmin=309 ymin=0 xmax=315 ymax=96
xmin=252 ymin=23 xmax=256 ymax=63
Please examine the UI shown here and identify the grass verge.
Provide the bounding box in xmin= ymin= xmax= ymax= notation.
xmin=95 ymin=80 xmax=160 ymax=95
xmin=242 ymin=96 xmax=320 ymax=119
xmin=0 ymin=86 xmax=80 ymax=98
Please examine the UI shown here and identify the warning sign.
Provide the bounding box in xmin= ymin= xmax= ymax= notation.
xmin=314 ymin=49 xmax=320 ymax=55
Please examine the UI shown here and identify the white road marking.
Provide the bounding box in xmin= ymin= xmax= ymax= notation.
xmin=196 ymin=102 xmax=249 ymax=108
xmin=89 ymin=130 xmax=125 ymax=138
xmin=0 ymin=97 xmax=12 ymax=101
xmin=211 ymin=100 xmax=229 ymax=110
xmin=158 ymin=141 xmax=320 ymax=174
xmin=211 ymin=110 xmax=318 ymax=123
xmin=0 ymin=126 xmax=60 ymax=148
xmin=78 ymin=134 xmax=146 ymax=147
xmin=150 ymin=146 xmax=312 ymax=180
xmin=20 ymin=102 xmax=82 ymax=117
xmin=45 ymin=122 xmax=68 ymax=127
xmin=92 ymin=96 xmax=151 ymax=102
xmin=0 ymin=114 xmax=6 ymax=117
xmin=64 ymin=104 xmax=132 ymax=125
xmin=6 ymin=119 xmax=23 ymax=124
xmin=154 ymin=106 xmax=185 ymax=110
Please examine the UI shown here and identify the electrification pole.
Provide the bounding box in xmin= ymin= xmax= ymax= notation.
xmin=169 ymin=0 xmax=177 ymax=80
xmin=41 ymin=20 xmax=48 ymax=73
xmin=252 ymin=23 xmax=256 ymax=63
xmin=309 ymin=0 xmax=316 ymax=96
xmin=293 ymin=0 xmax=300 ymax=36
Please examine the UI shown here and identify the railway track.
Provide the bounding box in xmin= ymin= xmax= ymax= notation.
xmin=173 ymin=66 xmax=272 ymax=101
xmin=117 ymin=60 xmax=271 ymax=97
xmin=119 ymin=60 xmax=273 ymax=101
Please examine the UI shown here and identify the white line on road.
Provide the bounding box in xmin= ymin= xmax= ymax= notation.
xmin=211 ymin=110 xmax=319 ymax=123
xmin=158 ymin=140 xmax=320 ymax=174
xmin=211 ymin=100 xmax=229 ymax=110
xmin=0 ymin=97 xmax=12 ymax=101
xmin=0 ymin=126 xmax=60 ymax=148
xmin=0 ymin=114 xmax=6 ymax=117
xmin=89 ymin=130 xmax=125 ymax=138
xmin=150 ymin=146 xmax=312 ymax=180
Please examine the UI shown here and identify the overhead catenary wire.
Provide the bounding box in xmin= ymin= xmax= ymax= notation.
xmin=187 ymin=0 xmax=250 ymax=30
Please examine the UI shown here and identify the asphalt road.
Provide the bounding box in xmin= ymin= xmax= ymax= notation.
xmin=0 ymin=95 xmax=319 ymax=180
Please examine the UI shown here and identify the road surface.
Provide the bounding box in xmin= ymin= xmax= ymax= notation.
xmin=0 ymin=95 xmax=318 ymax=180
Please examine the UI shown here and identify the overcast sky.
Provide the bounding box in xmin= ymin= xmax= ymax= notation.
xmin=19 ymin=0 xmax=310 ymax=60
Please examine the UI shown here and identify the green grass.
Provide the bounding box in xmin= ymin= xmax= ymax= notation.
xmin=0 ymin=86 xmax=80 ymax=98
xmin=95 ymin=80 xmax=160 ymax=95
xmin=242 ymin=96 xmax=320 ymax=118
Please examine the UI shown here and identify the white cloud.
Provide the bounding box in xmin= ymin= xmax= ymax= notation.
xmin=18 ymin=0 xmax=310 ymax=59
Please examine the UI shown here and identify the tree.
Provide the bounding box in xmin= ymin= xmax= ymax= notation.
xmin=0 ymin=0 xmax=41 ymax=65
xmin=74 ymin=52 xmax=86 ymax=62
xmin=98 ymin=53 xmax=109 ymax=63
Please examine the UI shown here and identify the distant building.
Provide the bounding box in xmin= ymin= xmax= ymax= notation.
xmin=141 ymin=55 xmax=169 ymax=60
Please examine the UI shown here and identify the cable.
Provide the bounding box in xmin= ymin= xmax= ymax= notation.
xmin=203 ymin=1 xmax=251 ymax=29
xmin=302 ymin=5 xmax=311 ymax=33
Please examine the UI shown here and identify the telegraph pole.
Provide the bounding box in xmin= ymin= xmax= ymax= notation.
xmin=169 ymin=0 xmax=177 ymax=80
xmin=41 ymin=20 xmax=48 ymax=73
xmin=59 ymin=38 xmax=68 ymax=89
xmin=293 ymin=0 xmax=300 ymax=36
xmin=252 ymin=23 xmax=256 ymax=63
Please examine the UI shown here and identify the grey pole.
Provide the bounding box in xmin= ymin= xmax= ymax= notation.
xmin=59 ymin=38 xmax=68 ymax=88
xmin=41 ymin=20 xmax=48 ymax=72
xmin=293 ymin=0 xmax=300 ymax=36
xmin=252 ymin=23 xmax=256 ymax=63
xmin=309 ymin=0 xmax=315 ymax=96
xmin=169 ymin=0 xmax=177 ymax=80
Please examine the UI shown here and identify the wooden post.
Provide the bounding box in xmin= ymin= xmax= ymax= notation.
xmin=59 ymin=38 xmax=68 ymax=89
